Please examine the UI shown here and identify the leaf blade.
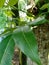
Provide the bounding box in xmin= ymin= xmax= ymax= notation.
xmin=0 ymin=0 xmax=5 ymax=7
xmin=13 ymin=27 xmax=41 ymax=65
xmin=0 ymin=35 xmax=15 ymax=65
xmin=8 ymin=0 xmax=18 ymax=6
xmin=40 ymin=3 xmax=49 ymax=10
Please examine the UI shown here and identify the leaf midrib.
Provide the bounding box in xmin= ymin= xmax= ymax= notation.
xmin=22 ymin=31 xmax=37 ymax=59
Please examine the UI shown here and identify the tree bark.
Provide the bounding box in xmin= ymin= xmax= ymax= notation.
xmin=33 ymin=23 xmax=49 ymax=65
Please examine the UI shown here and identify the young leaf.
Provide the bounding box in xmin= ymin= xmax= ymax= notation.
xmin=13 ymin=26 xmax=42 ymax=65
xmin=0 ymin=0 xmax=5 ymax=7
xmin=8 ymin=0 xmax=18 ymax=6
xmin=0 ymin=35 xmax=15 ymax=65
xmin=40 ymin=3 xmax=49 ymax=10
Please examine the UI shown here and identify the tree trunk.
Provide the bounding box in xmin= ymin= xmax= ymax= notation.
xmin=34 ymin=23 xmax=49 ymax=65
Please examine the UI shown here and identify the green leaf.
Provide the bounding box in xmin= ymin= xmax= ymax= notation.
xmin=0 ymin=0 xmax=5 ymax=7
xmin=18 ymin=0 xmax=26 ymax=10
xmin=0 ymin=35 xmax=15 ymax=65
xmin=0 ymin=29 xmax=12 ymax=37
xmin=27 ymin=16 xmax=47 ymax=26
xmin=40 ymin=3 xmax=49 ymax=10
xmin=13 ymin=26 xmax=42 ymax=65
xmin=0 ymin=10 xmax=7 ymax=29
xmin=8 ymin=0 xmax=18 ymax=6
xmin=35 ymin=0 xmax=39 ymax=4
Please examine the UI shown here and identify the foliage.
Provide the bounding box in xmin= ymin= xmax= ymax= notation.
xmin=8 ymin=0 xmax=18 ymax=6
xmin=0 ymin=0 xmax=5 ymax=7
xmin=0 ymin=35 xmax=15 ymax=65
xmin=0 ymin=9 xmax=7 ymax=29
xmin=0 ymin=0 xmax=49 ymax=65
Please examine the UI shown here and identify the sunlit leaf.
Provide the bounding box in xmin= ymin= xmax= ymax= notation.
xmin=0 ymin=0 xmax=5 ymax=7
xmin=4 ymin=10 xmax=12 ymax=17
xmin=8 ymin=0 xmax=18 ymax=6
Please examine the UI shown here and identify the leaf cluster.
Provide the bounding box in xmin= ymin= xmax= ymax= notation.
xmin=0 ymin=0 xmax=49 ymax=65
